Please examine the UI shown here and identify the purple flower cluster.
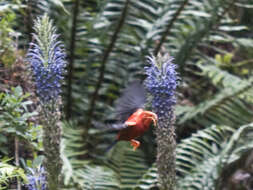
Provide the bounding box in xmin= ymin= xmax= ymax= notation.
xmin=27 ymin=34 xmax=66 ymax=103
xmin=144 ymin=55 xmax=178 ymax=119
xmin=26 ymin=166 xmax=46 ymax=190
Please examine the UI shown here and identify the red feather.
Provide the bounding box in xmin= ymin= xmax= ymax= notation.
xmin=117 ymin=109 xmax=157 ymax=145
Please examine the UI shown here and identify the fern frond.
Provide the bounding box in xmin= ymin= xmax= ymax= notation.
xmin=107 ymin=142 xmax=149 ymax=189
xmin=61 ymin=122 xmax=89 ymax=187
xmin=135 ymin=163 xmax=158 ymax=190
xmin=176 ymin=125 xmax=234 ymax=176
xmin=177 ymin=123 xmax=253 ymax=190
xmin=178 ymin=62 xmax=253 ymax=127
xmin=73 ymin=165 xmax=119 ymax=190
xmin=197 ymin=62 xmax=253 ymax=103
xmin=62 ymin=127 xmax=151 ymax=189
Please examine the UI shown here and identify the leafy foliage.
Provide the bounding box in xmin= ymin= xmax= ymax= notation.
xmin=0 ymin=12 xmax=18 ymax=66
xmin=177 ymin=123 xmax=253 ymax=190
xmin=59 ymin=0 xmax=253 ymax=189
xmin=135 ymin=124 xmax=253 ymax=190
xmin=0 ymin=86 xmax=40 ymax=154
xmin=0 ymin=159 xmax=27 ymax=190
xmin=62 ymin=122 xmax=149 ymax=189
xmin=61 ymin=121 xmax=89 ymax=188
xmin=1 ymin=0 xmax=253 ymax=189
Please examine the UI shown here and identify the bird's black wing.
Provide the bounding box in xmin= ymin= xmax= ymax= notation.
xmin=92 ymin=121 xmax=128 ymax=131
xmin=115 ymin=81 xmax=146 ymax=122
xmin=92 ymin=81 xmax=146 ymax=131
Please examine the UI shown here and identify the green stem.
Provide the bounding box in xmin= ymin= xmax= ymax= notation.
xmin=156 ymin=114 xmax=176 ymax=190
xmin=42 ymin=106 xmax=62 ymax=190
xmin=15 ymin=137 xmax=21 ymax=190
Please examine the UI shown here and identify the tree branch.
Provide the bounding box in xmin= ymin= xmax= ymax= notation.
xmin=66 ymin=0 xmax=80 ymax=119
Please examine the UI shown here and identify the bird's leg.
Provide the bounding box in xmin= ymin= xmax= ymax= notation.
xmin=130 ymin=139 xmax=140 ymax=151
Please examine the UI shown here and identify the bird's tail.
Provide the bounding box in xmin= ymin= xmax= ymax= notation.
xmin=105 ymin=140 xmax=118 ymax=153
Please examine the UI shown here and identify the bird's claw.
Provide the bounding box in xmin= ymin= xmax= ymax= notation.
xmin=144 ymin=111 xmax=158 ymax=127
xmin=130 ymin=139 xmax=140 ymax=151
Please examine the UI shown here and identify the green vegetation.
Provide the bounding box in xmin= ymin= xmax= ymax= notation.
xmin=0 ymin=0 xmax=253 ymax=189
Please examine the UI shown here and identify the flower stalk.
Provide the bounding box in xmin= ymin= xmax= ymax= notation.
xmin=27 ymin=14 xmax=67 ymax=190
xmin=144 ymin=54 xmax=178 ymax=190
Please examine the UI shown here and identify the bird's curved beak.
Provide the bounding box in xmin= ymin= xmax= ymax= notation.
xmin=144 ymin=111 xmax=158 ymax=127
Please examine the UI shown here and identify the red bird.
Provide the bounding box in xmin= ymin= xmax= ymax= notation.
xmin=117 ymin=108 xmax=157 ymax=150
xmin=107 ymin=81 xmax=158 ymax=151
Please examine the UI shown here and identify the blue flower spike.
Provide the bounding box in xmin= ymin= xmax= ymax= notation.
xmin=144 ymin=54 xmax=178 ymax=120
xmin=26 ymin=166 xmax=46 ymax=190
xmin=27 ymin=14 xmax=67 ymax=103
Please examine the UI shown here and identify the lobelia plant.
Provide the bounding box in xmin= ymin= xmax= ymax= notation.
xmin=26 ymin=166 xmax=46 ymax=190
xmin=26 ymin=14 xmax=67 ymax=190
xmin=144 ymin=53 xmax=178 ymax=190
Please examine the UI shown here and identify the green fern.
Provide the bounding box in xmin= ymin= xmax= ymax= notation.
xmin=52 ymin=0 xmax=253 ymax=189
xmin=177 ymin=63 xmax=253 ymax=127
xmin=61 ymin=121 xmax=89 ymax=187
xmin=135 ymin=123 xmax=253 ymax=190
xmin=107 ymin=142 xmax=149 ymax=189
xmin=135 ymin=163 xmax=158 ymax=190
xmin=177 ymin=123 xmax=253 ymax=190
xmin=71 ymin=165 xmax=119 ymax=190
